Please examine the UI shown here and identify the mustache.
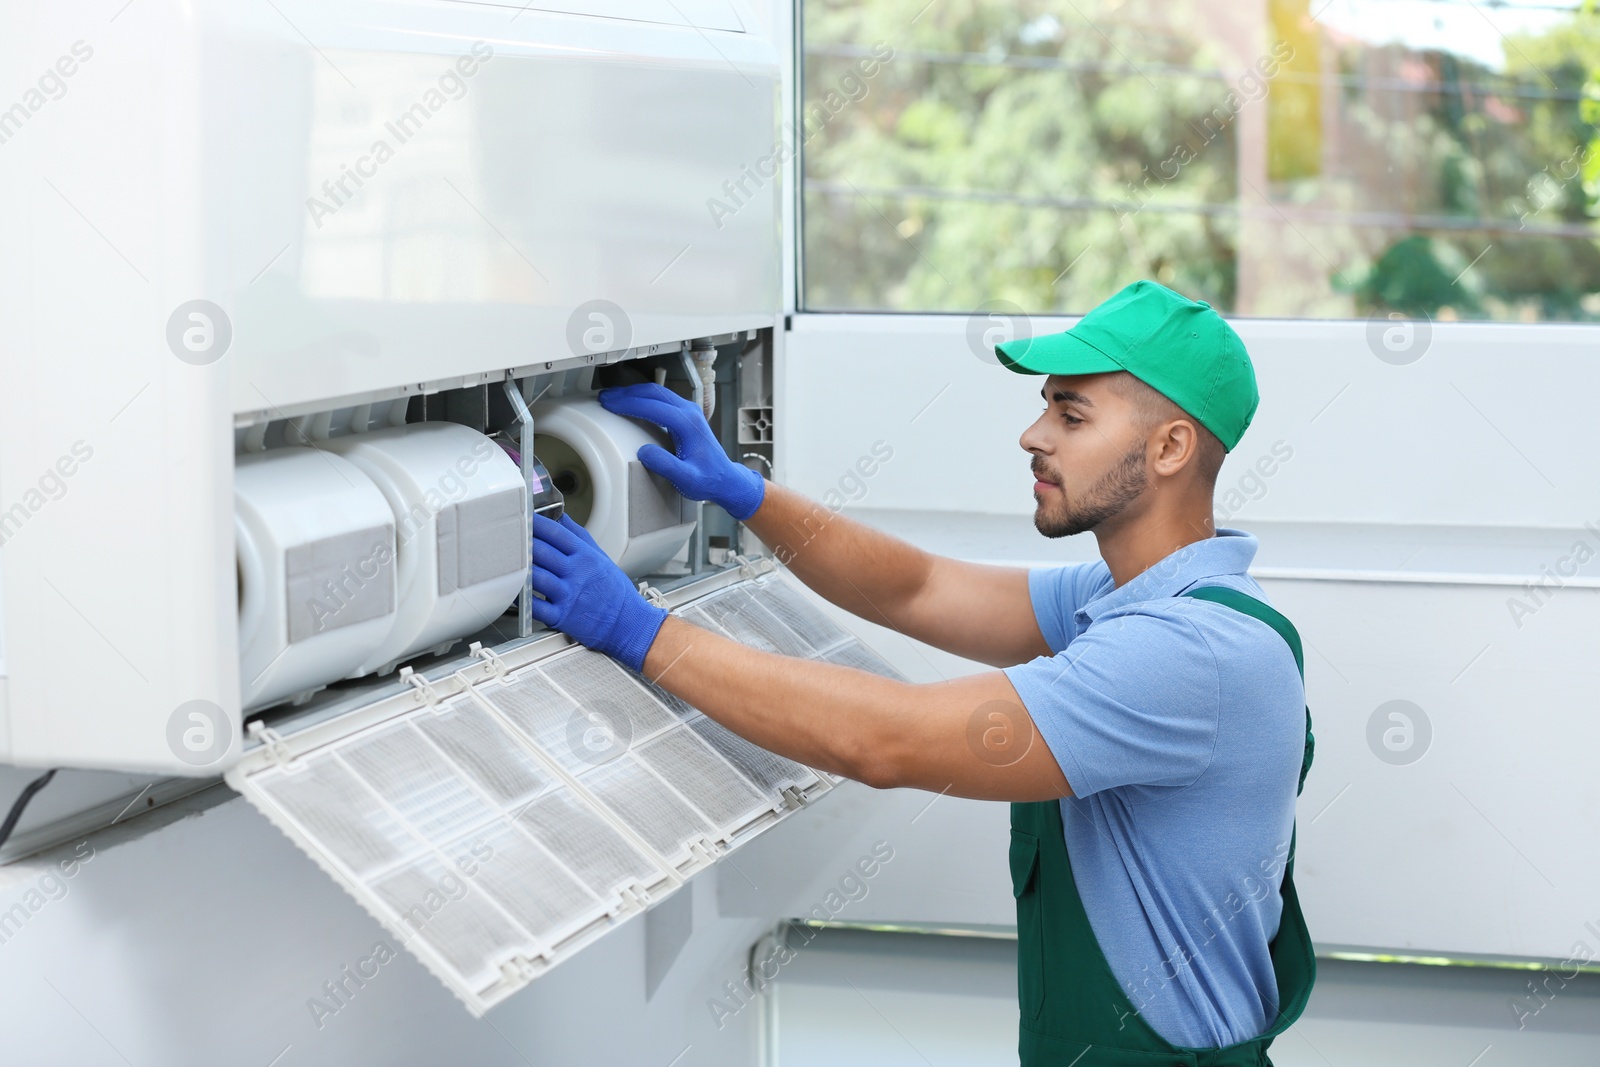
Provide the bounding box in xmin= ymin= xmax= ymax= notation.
xmin=1031 ymin=458 xmax=1060 ymax=484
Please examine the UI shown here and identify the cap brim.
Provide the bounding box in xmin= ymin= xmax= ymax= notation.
xmin=996 ymin=331 xmax=1125 ymax=376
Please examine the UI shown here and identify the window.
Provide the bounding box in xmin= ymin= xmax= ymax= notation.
xmin=800 ymin=0 xmax=1600 ymax=322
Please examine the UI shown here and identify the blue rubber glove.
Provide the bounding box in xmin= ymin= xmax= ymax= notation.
xmin=597 ymin=382 xmax=766 ymax=521
xmin=529 ymin=512 xmax=667 ymax=672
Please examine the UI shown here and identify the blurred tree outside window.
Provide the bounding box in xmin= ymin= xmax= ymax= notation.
xmin=800 ymin=0 xmax=1600 ymax=322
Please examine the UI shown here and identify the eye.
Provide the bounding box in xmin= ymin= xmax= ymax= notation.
xmin=1061 ymin=414 xmax=1083 ymax=425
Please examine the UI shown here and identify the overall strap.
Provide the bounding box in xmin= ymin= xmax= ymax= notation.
xmin=1179 ymin=585 xmax=1313 ymax=800
xmin=1179 ymin=585 xmax=1302 ymax=678
xmin=1177 ymin=584 xmax=1319 ymax=1044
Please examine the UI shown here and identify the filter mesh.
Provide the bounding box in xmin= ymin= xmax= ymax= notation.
xmin=412 ymin=700 xmax=552 ymax=809
xmin=820 ymin=638 xmax=906 ymax=681
xmin=747 ymin=579 xmax=853 ymax=652
xmin=476 ymin=668 xmax=583 ymax=765
xmin=340 ymin=722 xmax=499 ymax=845
xmin=542 ymin=653 xmax=678 ymax=741
xmin=579 ymin=756 xmax=714 ymax=860
xmin=623 ymin=668 xmax=698 ymax=721
xmin=371 ymin=850 xmax=534 ymax=990
xmin=463 ymin=821 xmax=600 ymax=942
xmin=687 ymin=714 xmax=819 ymax=794
xmin=634 ymin=728 xmax=769 ymax=826
xmin=681 ymin=605 xmax=729 ymax=640
xmin=515 ymin=787 xmax=661 ymax=899
xmin=695 ymin=587 xmax=814 ymax=658
xmin=258 ymin=754 xmax=424 ymax=880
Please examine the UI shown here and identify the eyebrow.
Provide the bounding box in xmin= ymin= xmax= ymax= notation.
xmin=1040 ymin=385 xmax=1095 ymax=407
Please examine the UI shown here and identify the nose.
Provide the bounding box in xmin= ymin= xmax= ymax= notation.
xmin=1019 ymin=409 xmax=1050 ymax=457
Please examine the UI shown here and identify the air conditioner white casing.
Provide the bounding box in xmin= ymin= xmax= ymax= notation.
xmin=0 ymin=0 xmax=780 ymax=774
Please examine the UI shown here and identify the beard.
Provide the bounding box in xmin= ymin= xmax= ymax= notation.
xmin=1032 ymin=442 xmax=1148 ymax=538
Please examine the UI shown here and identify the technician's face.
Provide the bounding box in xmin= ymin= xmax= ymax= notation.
xmin=1018 ymin=373 xmax=1148 ymax=538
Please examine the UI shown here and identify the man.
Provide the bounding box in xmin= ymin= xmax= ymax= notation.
xmin=529 ymin=280 xmax=1315 ymax=1064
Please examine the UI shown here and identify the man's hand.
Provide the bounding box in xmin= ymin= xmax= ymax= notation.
xmin=598 ymin=382 xmax=766 ymax=520
xmin=529 ymin=512 xmax=667 ymax=672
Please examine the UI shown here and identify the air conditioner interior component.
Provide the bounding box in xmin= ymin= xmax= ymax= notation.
xmin=486 ymin=433 xmax=566 ymax=521
xmin=227 ymin=565 xmax=898 ymax=1015
xmin=526 ymin=456 xmax=565 ymax=521
xmin=235 ymin=447 xmax=399 ymax=711
xmin=529 ymin=399 xmax=696 ymax=579
xmin=321 ymin=423 xmax=529 ymax=676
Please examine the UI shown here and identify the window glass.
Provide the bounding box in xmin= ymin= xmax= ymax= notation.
xmin=801 ymin=0 xmax=1600 ymax=322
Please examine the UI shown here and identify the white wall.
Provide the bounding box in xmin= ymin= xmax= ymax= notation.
xmin=780 ymin=313 xmax=1597 ymax=529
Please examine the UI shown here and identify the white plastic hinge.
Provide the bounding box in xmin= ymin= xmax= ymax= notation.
xmin=779 ymin=785 xmax=806 ymax=810
xmin=468 ymin=641 xmax=509 ymax=682
xmin=687 ymin=836 xmax=719 ymax=866
xmin=732 ymin=553 xmax=770 ymax=581
xmin=618 ymin=884 xmax=649 ymax=912
xmin=246 ymin=721 xmax=296 ymax=770
xmin=499 ymin=955 xmax=541 ymax=982
xmin=636 ymin=581 xmax=669 ymax=608
xmin=399 ymin=665 xmax=443 ymax=708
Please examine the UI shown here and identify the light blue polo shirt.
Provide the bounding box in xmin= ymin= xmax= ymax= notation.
xmin=1001 ymin=528 xmax=1304 ymax=1049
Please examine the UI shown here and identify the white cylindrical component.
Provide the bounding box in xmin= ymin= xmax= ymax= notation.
xmin=530 ymin=398 xmax=696 ymax=579
xmin=235 ymin=447 xmax=399 ymax=712
xmin=322 ymin=423 xmax=529 ymax=675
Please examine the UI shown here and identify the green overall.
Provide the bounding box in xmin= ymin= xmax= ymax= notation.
xmin=1010 ymin=586 xmax=1316 ymax=1066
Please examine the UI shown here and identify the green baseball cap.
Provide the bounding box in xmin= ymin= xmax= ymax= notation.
xmin=995 ymin=280 xmax=1258 ymax=452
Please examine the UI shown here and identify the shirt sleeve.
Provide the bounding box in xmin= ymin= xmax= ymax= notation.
xmin=1026 ymin=562 xmax=1104 ymax=653
xmin=1002 ymin=608 xmax=1221 ymax=798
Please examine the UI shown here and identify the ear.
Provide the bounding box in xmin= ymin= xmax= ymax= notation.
xmin=1151 ymin=419 xmax=1199 ymax=477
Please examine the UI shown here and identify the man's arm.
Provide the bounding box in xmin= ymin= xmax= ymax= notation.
xmin=741 ymin=481 xmax=1053 ymax=668
xmin=596 ymin=383 xmax=1052 ymax=668
xmin=643 ymin=614 xmax=1070 ymax=801
xmin=530 ymin=510 xmax=1069 ymax=800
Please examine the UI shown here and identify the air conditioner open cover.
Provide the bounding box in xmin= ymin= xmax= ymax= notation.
xmin=226 ymin=567 xmax=903 ymax=1015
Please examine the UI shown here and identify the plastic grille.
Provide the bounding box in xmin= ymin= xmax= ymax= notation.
xmin=231 ymin=575 xmax=860 ymax=1016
